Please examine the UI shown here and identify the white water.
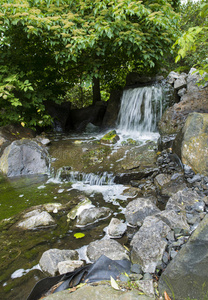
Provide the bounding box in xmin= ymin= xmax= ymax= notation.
xmin=116 ymin=85 xmax=163 ymax=141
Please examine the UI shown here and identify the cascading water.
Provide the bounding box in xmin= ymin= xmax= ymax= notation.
xmin=116 ymin=85 xmax=163 ymax=140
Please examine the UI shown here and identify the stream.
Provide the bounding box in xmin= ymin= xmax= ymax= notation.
xmin=0 ymin=83 xmax=173 ymax=299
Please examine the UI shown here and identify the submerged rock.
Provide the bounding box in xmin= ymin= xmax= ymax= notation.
xmin=87 ymin=239 xmax=129 ymax=262
xmin=0 ymin=139 xmax=49 ymax=177
xmin=16 ymin=210 xmax=56 ymax=230
xmin=76 ymin=207 xmax=112 ymax=227
xmin=39 ymin=249 xmax=78 ymax=276
xmin=67 ymin=197 xmax=92 ymax=221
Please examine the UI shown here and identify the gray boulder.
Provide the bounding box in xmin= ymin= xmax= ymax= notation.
xmin=159 ymin=214 xmax=208 ymax=300
xmin=58 ymin=260 xmax=84 ymax=275
xmin=76 ymin=207 xmax=112 ymax=227
xmin=39 ymin=249 xmax=78 ymax=276
xmin=173 ymin=112 xmax=208 ymax=176
xmin=125 ymin=198 xmax=160 ymax=227
xmin=87 ymin=239 xmax=129 ymax=262
xmin=0 ymin=139 xmax=49 ymax=177
xmin=130 ymin=216 xmax=171 ymax=273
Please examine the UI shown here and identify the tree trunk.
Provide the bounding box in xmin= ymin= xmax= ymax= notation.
xmin=92 ymin=76 xmax=101 ymax=105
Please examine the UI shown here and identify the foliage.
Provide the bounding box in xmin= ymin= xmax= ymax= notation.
xmin=174 ymin=1 xmax=208 ymax=77
xmin=0 ymin=0 xmax=180 ymax=129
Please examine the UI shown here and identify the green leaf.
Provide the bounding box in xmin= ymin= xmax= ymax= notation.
xmin=74 ymin=232 xmax=85 ymax=239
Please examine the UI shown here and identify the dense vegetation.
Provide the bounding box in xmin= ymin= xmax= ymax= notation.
xmin=0 ymin=0 xmax=206 ymax=130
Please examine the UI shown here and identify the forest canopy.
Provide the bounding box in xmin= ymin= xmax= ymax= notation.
xmin=0 ymin=0 xmax=181 ymax=129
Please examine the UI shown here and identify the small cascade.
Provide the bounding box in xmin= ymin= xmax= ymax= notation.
xmin=53 ymin=169 xmax=115 ymax=186
xmin=70 ymin=171 xmax=115 ymax=185
xmin=117 ymin=85 xmax=163 ymax=136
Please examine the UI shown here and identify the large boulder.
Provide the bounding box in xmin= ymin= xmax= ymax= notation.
xmin=159 ymin=214 xmax=208 ymax=300
xmin=0 ymin=139 xmax=49 ymax=177
xmin=173 ymin=112 xmax=208 ymax=176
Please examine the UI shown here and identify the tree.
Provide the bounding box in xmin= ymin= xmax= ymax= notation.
xmin=0 ymin=0 xmax=180 ymax=129
xmin=174 ymin=0 xmax=208 ymax=81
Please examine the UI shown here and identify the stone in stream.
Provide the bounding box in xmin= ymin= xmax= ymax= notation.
xmin=159 ymin=214 xmax=208 ymax=300
xmin=76 ymin=207 xmax=112 ymax=227
xmin=58 ymin=260 xmax=84 ymax=275
xmin=107 ymin=217 xmax=127 ymax=238
xmin=125 ymin=197 xmax=160 ymax=227
xmin=130 ymin=215 xmax=171 ymax=273
xmin=67 ymin=197 xmax=92 ymax=221
xmin=87 ymin=239 xmax=129 ymax=262
xmin=39 ymin=249 xmax=79 ymax=276
xmin=0 ymin=139 xmax=49 ymax=177
xmin=16 ymin=209 xmax=56 ymax=230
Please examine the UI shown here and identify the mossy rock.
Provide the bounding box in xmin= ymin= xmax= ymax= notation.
xmin=101 ymin=130 xmax=120 ymax=144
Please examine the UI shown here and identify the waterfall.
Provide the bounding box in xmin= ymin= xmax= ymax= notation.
xmin=117 ymin=85 xmax=163 ymax=137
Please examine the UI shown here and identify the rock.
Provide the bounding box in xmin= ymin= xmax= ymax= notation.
xmin=42 ymin=282 xmax=154 ymax=300
xmin=76 ymin=207 xmax=112 ymax=227
xmin=0 ymin=139 xmax=49 ymax=177
xmin=178 ymin=87 xmax=186 ymax=98
xmin=137 ymin=280 xmax=155 ymax=299
xmin=155 ymin=210 xmax=189 ymax=231
xmin=43 ymin=203 xmax=64 ymax=213
xmin=166 ymin=188 xmax=205 ymax=214
xmin=125 ymin=197 xmax=160 ymax=227
xmin=158 ymin=86 xmax=208 ymax=135
xmin=174 ymin=76 xmax=187 ymax=90
xmin=173 ymin=112 xmax=208 ymax=176
xmin=39 ymin=249 xmax=78 ymax=276
xmin=100 ymin=130 xmax=120 ymax=144
xmin=107 ymin=218 xmax=127 ymax=238
xmin=16 ymin=210 xmax=56 ymax=230
xmin=57 ymin=260 xmax=84 ymax=274
xmin=67 ymin=197 xmax=92 ymax=221
xmin=87 ymin=239 xmax=129 ymax=262
xmin=159 ymin=214 xmax=208 ymax=300
xmin=154 ymin=174 xmax=171 ymax=189
xmin=130 ymin=216 xmax=171 ymax=273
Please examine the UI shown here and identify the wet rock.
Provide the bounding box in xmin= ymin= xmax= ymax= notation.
xmin=130 ymin=216 xmax=171 ymax=273
xmin=16 ymin=210 xmax=56 ymax=230
xmin=107 ymin=218 xmax=127 ymax=238
xmin=154 ymin=174 xmax=171 ymax=189
xmin=87 ymin=239 xmax=129 ymax=262
xmin=173 ymin=112 xmax=208 ymax=176
xmin=39 ymin=249 xmax=78 ymax=276
xmin=76 ymin=207 xmax=112 ymax=227
xmin=42 ymin=282 xmax=154 ymax=300
xmin=43 ymin=203 xmax=64 ymax=213
xmin=155 ymin=209 xmax=189 ymax=231
xmin=0 ymin=139 xmax=49 ymax=177
xmin=58 ymin=260 xmax=84 ymax=275
xmin=100 ymin=130 xmax=120 ymax=144
xmin=125 ymin=197 xmax=160 ymax=227
xmin=67 ymin=197 xmax=92 ymax=221
xmin=174 ymin=76 xmax=187 ymax=90
xmin=159 ymin=214 xmax=208 ymax=300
